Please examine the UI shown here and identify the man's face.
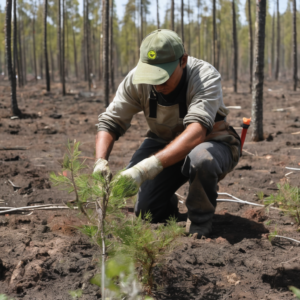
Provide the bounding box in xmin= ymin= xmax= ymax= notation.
xmin=154 ymin=54 xmax=188 ymax=95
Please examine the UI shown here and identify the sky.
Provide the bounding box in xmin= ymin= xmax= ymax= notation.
xmin=0 ymin=0 xmax=291 ymax=26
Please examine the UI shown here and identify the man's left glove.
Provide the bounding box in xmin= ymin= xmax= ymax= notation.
xmin=120 ymin=155 xmax=163 ymax=189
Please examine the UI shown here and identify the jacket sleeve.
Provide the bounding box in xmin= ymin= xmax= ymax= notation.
xmin=97 ymin=70 xmax=142 ymax=140
xmin=184 ymin=64 xmax=222 ymax=133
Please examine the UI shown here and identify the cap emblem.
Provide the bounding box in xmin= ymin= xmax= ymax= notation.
xmin=147 ymin=50 xmax=157 ymax=60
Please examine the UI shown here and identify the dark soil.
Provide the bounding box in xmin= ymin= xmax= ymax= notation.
xmin=0 ymin=79 xmax=300 ymax=300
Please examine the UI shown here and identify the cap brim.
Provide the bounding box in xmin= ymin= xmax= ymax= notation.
xmin=132 ymin=60 xmax=179 ymax=85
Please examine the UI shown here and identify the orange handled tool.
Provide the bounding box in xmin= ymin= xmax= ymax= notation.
xmin=240 ymin=118 xmax=251 ymax=152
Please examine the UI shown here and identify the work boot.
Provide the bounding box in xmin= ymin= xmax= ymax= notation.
xmin=188 ymin=219 xmax=212 ymax=239
xmin=170 ymin=194 xmax=188 ymax=222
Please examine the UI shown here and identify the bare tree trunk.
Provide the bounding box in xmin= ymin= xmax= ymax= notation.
xmin=232 ymin=0 xmax=238 ymax=93
xmin=181 ymin=0 xmax=184 ymax=43
xmin=13 ymin=0 xmax=19 ymax=87
xmin=66 ymin=10 xmax=69 ymax=78
xmin=109 ymin=0 xmax=115 ymax=92
xmin=17 ymin=15 xmax=23 ymax=86
xmin=216 ymin=11 xmax=221 ymax=71
xmin=104 ymin=0 xmax=109 ymax=107
xmin=170 ymin=0 xmax=174 ymax=30
xmin=57 ymin=0 xmax=61 ymax=81
xmin=86 ymin=0 xmax=91 ymax=91
xmin=62 ymin=0 xmax=65 ymax=95
xmin=39 ymin=54 xmax=43 ymax=79
xmin=271 ymin=9 xmax=275 ymax=78
xmin=71 ymin=16 xmax=78 ymax=79
xmin=156 ymin=0 xmax=160 ymax=29
xmin=140 ymin=0 xmax=143 ymax=42
xmin=188 ymin=0 xmax=191 ymax=54
xmin=5 ymin=0 xmax=21 ymax=116
xmin=251 ymin=0 xmax=266 ymax=142
xmin=50 ymin=36 xmax=55 ymax=82
xmin=248 ymin=0 xmax=253 ymax=93
xmin=21 ymin=19 xmax=26 ymax=84
xmin=44 ymin=0 xmax=50 ymax=91
xmin=293 ymin=0 xmax=298 ymax=91
xmin=197 ymin=0 xmax=201 ymax=58
xmin=212 ymin=0 xmax=216 ymax=67
xmin=32 ymin=0 xmax=37 ymax=82
xmin=275 ymin=0 xmax=280 ymax=80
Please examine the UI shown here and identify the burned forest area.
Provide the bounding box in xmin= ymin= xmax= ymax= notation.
xmin=1 ymin=0 xmax=300 ymax=298
xmin=0 ymin=78 xmax=300 ymax=300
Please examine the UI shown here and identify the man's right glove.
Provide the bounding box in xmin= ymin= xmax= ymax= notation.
xmin=93 ymin=158 xmax=111 ymax=179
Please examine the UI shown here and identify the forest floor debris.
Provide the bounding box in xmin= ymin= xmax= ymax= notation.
xmin=0 ymin=79 xmax=300 ymax=299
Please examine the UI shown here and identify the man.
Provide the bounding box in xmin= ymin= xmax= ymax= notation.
xmin=94 ymin=29 xmax=240 ymax=238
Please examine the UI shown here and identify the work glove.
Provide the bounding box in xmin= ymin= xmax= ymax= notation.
xmin=113 ymin=156 xmax=163 ymax=197
xmin=93 ymin=158 xmax=111 ymax=179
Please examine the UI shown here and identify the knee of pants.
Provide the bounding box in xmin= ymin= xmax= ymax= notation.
xmin=189 ymin=148 xmax=220 ymax=180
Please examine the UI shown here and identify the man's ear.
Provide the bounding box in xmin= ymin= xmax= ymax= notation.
xmin=181 ymin=54 xmax=188 ymax=69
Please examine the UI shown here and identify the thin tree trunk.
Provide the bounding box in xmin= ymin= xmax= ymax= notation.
xmin=66 ymin=9 xmax=69 ymax=78
xmin=13 ymin=0 xmax=19 ymax=87
xmin=5 ymin=0 xmax=21 ymax=115
xmin=17 ymin=15 xmax=23 ymax=86
xmin=232 ymin=0 xmax=238 ymax=93
xmin=40 ymin=54 xmax=43 ymax=79
xmin=71 ymin=16 xmax=78 ymax=79
xmin=83 ymin=0 xmax=88 ymax=81
xmin=156 ymin=0 xmax=160 ymax=29
xmin=293 ymin=0 xmax=297 ymax=91
xmin=248 ymin=0 xmax=253 ymax=93
xmin=50 ymin=36 xmax=55 ymax=82
xmin=140 ymin=0 xmax=143 ymax=42
xmin=21 ymin=19 xmax=26 ymax=84
xmin=86 ymin=0 xmax=91 ymax=91
xmin=271 ymin=9 xmax=275 ymax=78
xmin=170 ymin=0 xmax=174 ymax=30
xmin=104 ymin=0 xmax=109 ymax=107
xmin=251 ymin=0 xmax=266 ymax=142
xmin=109 ymin=0 xmax=115 ymax=92
xmin=275 ymin=0 xmax=280 ymax=80
xmin=181 ymin=0 xmax=184 ymax=43
xmin=57 ymin=0 xmax=61 ymax=81
xmin=99 ymin=20 xmax=102 ymax=80
xmin=188 ymin=0 xmax=191 ymax=54
xmin=62 ymin=0 xmax=65 ymax=95
xmin=213 ymin=0 xmax=216 ymax=67
xmin=198 ymin=0 xmax=201 ymax=58
xmin=216 ymin=10 xmax=221 ymax=71
xmin=32 ymin=0 xmax=37 ymax=82
xmin=44 ymin=0 xmax=50 ymax=91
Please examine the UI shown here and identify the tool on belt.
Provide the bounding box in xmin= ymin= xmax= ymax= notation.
xmin=240 ymin=118 xmax=251 ymax=152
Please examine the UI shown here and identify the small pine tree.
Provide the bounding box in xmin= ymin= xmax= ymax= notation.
xmin=50 ymin=141 xmax=184 ymax=297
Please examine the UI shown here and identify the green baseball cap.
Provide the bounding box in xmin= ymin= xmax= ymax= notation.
xmin=132 ymin=29 xmax=184 ymax=85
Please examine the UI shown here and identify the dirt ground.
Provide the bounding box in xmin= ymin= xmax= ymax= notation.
xmin=0 ymin=77 xmax=300 ymax=300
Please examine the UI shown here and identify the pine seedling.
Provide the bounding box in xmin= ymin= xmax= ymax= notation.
xmin=257 ymin=191 xmax=264 ymax=201
xmin=264 ymin=183 xmax=300 ymax=226
xmin=268 ymin=227 xmax=278 ymax=242
xmin=50 ymin=141 xmax=185 ymax=297
xmin=289 ymin=286 xmax=300 ymax=299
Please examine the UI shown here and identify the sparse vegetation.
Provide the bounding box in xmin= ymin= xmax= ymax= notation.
xmin=264 ymin=183 xmax=300 ymax=226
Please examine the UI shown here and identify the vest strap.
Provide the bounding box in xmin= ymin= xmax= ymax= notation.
xmin=149 ymin=89 xmax=157 ymax=118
